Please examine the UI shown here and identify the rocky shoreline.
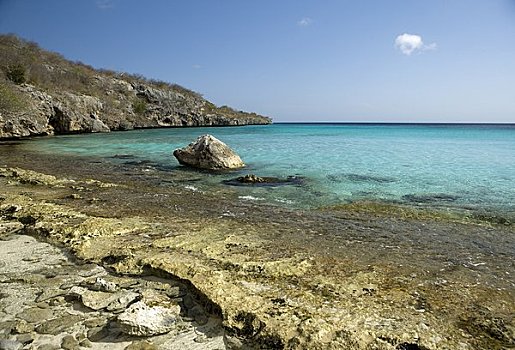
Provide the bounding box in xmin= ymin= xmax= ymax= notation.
xmin=0 ymin=149 xmax=514 ymax=349
xmin=0 ymin=228 xmax=225 ymax=350
xmin=0 ymin=35 xmax=272 ymax=140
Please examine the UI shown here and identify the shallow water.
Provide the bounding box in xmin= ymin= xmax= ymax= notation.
xmin=19 ymin=123 xmax=515 ymax=217
xmin=1 ymin=129 xmax=514 ymax=349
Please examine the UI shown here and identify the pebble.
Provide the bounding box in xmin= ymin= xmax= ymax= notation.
xmin=16 ymin=307 xmax=54 ymax=324
xmin=36 ymin=344 xmax=59 ymax=350
xmin=61 ymin=335 xmax=79 ymax=350
xmin=12 ymin=320 xmax=33 ymax=334
xmin=79 ymin=338 xmax=93 ymax=348
xmin=35 ymin=315 xmax=82 ymax=335
xmin=15 ymin=333 xmax=34 ymax=345
xmin=124 ymin=340 xmax=158 ymax=350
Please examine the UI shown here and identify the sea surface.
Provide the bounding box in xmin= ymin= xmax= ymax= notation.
xmin=4 ymin=123 xmax=515 ymax=350
xmin=21 ymin=123 xmax=515 ymax=219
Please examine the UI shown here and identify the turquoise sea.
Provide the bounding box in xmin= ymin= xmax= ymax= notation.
xmin=24 ymin=123 xmax=515 ymax=219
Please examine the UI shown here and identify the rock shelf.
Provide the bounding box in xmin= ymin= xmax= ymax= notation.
xmin=0 ymin=156 xmax=513 ymax=349
xmin=0 ymin=225 xmax=225 ymax=349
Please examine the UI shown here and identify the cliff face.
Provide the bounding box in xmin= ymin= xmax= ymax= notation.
xmin=0 ymin=35 xmax=271 ymax=139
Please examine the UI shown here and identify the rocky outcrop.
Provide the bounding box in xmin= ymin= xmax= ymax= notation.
xmin=235 ymin=174 xmax=267 ymax=184
xmin=223 ymin=174 xmax=305 ymax=186
xmin=0 ymin=35 xmax=272 ymax=140
xmin=117 ymin=301 xmax=181 ymax=336
xmin=0 ymin=80 xmax=271 ymax=139
xmin=0 ymin=228 xmax=225 ymax=349
xmin=173 ymin=134 xmax=245 ymax=170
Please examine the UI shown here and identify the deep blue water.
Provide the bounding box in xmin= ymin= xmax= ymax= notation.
xmin=23 ymin=123 xmax=515 ymax=216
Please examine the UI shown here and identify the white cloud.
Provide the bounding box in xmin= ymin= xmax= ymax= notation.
xmin=97 ymin=0 xmax=115 ymax=10
xmin=297 ymin=17 xmax=313 ymax=26
xmin=395 ymin=33 xmax=436 ymax=55
xmin=424 ymin=42 xmax=437 ymax=51
xmin=192 ymin=64 xmax=202 ymax=69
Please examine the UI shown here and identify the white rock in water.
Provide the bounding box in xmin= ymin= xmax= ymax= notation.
xmin=117 ymin=301 xmax=181 ymax=336
xmin=173 ymin=134 xmax=245 ymax=170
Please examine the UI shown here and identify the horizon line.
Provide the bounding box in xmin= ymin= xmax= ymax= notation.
xmin=272 ymin=121 xmax=515 ymax=125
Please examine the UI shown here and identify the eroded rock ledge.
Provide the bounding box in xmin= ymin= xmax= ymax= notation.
xmin=0 ymin=166 xmax=514 ymax=349
xmin=0 ymin=228 xmax=226 ymax=349
xmin=0 ymin=82 xmax=272 ymax=140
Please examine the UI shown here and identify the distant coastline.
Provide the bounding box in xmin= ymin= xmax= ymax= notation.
xmin=275 ymin=121 xmax=515 ymax=127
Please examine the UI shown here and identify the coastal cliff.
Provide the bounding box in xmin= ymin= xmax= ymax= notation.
xmin=0 ymin=35 xmax=271 ymax=139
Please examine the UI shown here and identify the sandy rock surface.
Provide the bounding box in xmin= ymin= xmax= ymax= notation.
xmin=0 ymin=230 xmax=226 ymax=350
xmin=0 ymin=162 xmax=513 ymax=349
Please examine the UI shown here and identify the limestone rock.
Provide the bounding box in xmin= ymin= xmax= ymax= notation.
xmin=124 ymin=340 xmax=158 ymax=350
xmin=223 ymin=174 xmax=304 ymax=187
xmin=85 ymin=277 xmax=118 ymax=292
xmin=236 ymin=174 xmax=266 ymax=184
xmin=35 ymin=315 xmax=83 ymax=335
xmin=117 ymin=301 xmax=181 ymax=336
xmin=68 ymin=286 xmax=138 ymax=311
xmin=0 ymin=339 xmax=23 ymax=350
xmin=16 ymin=307 xmax=54 ymax=324
xmin=173 ymin=134 xmax=245 ymax=170
xmin=61 ymin=335 xmax=79 ymax=350
xmin=0 ymin=222 xmax=23 ymax=236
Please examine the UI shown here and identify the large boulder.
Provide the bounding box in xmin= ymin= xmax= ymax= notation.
xmin=173 ymin=134 xmax=245 ymax=170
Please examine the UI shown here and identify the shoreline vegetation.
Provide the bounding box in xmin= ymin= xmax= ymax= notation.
xmin=0 ymin=34 xmax=271 ymax=140
xmin=0 ymin=148 xmax=514 ymax=349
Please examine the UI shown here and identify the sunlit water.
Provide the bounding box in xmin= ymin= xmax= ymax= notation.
xmin=23 ymin=123 xmax=515 ymax=217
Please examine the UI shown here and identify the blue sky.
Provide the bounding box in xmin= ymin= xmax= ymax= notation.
xmin=1 ymin=0 xmax=514 ymax=122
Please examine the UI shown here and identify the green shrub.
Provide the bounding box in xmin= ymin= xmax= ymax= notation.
xmin=132 ymin=98 xmax=147 ymax=115
xmin=5 ymin=64 xmax=26 ymax=84
xmin=0 ymin=82 xmax=29 ymax=113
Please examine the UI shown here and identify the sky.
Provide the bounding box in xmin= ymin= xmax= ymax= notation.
xmin=0 ymin=0 xmax=514 ymax=123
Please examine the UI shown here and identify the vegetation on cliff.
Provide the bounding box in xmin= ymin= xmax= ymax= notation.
xmin=0 ymin=34 xmax=271 ymax=139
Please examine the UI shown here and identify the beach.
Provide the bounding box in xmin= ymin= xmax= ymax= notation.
xmin=1 ymin=144 xmax=513 ymax=349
